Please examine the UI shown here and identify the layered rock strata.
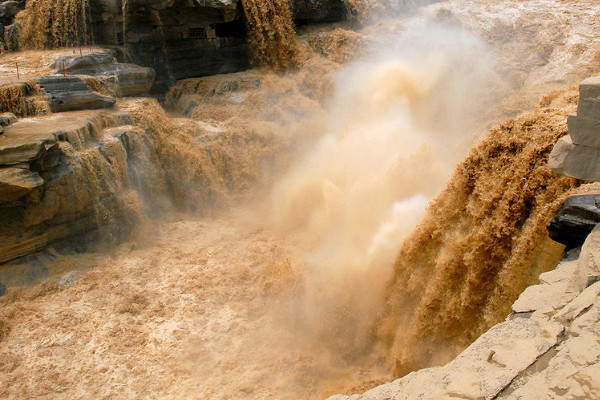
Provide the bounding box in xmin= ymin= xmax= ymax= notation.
xmin=0 ymin=109 xmax=139 ymax=264
xmin=3 ymin=0 xmax=348 ymax=91
xmin=549 ymin=76 xmax=600 ymax=180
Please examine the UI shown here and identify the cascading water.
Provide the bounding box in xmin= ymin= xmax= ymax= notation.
xmin=378 ymin=87 xmax=581 ymax=376
xmin=241 ymin=0 xmax=298 ymax=69
xmin=1 ymin=0 xmax=600 ymax=399
xmin=11 ymin=0 xmax=89 ymax=49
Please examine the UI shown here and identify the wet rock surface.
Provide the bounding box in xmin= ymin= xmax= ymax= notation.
xmin=547 ymin=195 xmax=600 ymax=249
xmin=87 ymin=0 xmax=348 ymax=91
xmin=37 ymin=76 xmax=116 ymax=112
xmin=51 ymin=50 xmax=156 ymax=96
xmin=292 ymin=0 xmax=348 ymax=25
xmin=0 ymin=108 xmax=136 ymax=264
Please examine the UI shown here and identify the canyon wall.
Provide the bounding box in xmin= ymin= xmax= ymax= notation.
xmin=2 ymin=0 xmax=349 ymax=92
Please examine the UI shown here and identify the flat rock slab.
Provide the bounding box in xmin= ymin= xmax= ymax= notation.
xmin=52 ymin=50 xmax=116 ymax=74
xmin=0 ymin=110 xmax=110 ymax=165
xmin=73 ymin=63 xmax=156 ymax=96
xmin=37 ymin=76 xmax=116 ymax=112
xmin=547 ymin=194 xmax=600 ymax=248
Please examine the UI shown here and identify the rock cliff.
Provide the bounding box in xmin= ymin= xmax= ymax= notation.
xmin=549 ymin=77 xmax=600 ymax=180
xmin=3 ymin=0 xmax=349 ymax=92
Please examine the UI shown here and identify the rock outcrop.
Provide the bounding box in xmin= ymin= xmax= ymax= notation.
xmin=37 ymin=76 xmax=116 ymax=112
xmin=3 ymin=0 xmax=349 ymax=91
xmin=549 ymin=76 xmax=600 ymax=180
xmin=0 ymin=108 xmax=137 ymax=264
xmin=547 ymin=194 xmax=600 ymax=249
xmin=329 ymin=224 xmax=600 ymax=400
xmin=52 ymin=50 xmax=156 ymax=96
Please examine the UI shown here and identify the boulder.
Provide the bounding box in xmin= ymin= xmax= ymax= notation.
xmin=73 ymin=63 xmax=156 ymax=96
xmin=0 ymin=0 xmax=24 ymax=25
xmin=0 ymin=167 xmax=43 ymax=203
xmin=37 ymin=76 xmax=116 ymax=112
xmin=548 ymin=135 xmax=600 ymax=180
xmin=0 ymin=112 xmax=17 ymax=127
xmin=51 ymin=50 xmax=116 ymax=74
xmin=547 ymin=195 xmax=600 ymax=249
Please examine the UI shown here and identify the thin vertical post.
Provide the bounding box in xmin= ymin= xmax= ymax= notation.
xmin=15 ymin=62 xmax=19 ymax=80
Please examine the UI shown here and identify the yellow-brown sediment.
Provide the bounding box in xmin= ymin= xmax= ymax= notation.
xmin=241 ymin=0 xmax=298 ymax=69
xmin=378 ymin=86 xmax=582 ymax=377
xmin=15 ymin=0 xmax=88 ymax=50
xmin=0 ymin=82 xmax=50 ymax=116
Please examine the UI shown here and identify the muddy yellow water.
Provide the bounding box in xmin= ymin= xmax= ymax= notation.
xmin=2 ymin=0 xmax=600 ymax=399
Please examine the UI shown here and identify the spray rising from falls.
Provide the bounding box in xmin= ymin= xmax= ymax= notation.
xmin=378 ymin=87 xmax=581 ymax=376
xmin=267 ymin=22 xmax=505 ymax=360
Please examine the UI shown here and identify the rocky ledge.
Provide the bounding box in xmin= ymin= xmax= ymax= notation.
xmin=0 ymin=50 xmax=159 ymax=265
xmin=0 ymin=108 xmax=137 ymax=264
xmin=549 ymin=76 xmax=600 ymax=180
xmin=329 ymin=223 xmax=600 ymax=400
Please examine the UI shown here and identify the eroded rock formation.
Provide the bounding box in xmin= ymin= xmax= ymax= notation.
xmin=3 ymin=0 xmax=349 ymax=92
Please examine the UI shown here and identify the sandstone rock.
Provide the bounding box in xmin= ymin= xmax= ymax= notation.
xmin=74 ymin=63 xmax=156 ymax=96
xmin=568 ymin=114 xmax=600 ymax=146
xmin=548 ymin=135 xmax=600 ymax=181
xmin=0 ymin=110 xmax=126 ymax=167
xmin=570 ymin=223 xmax=600 ymax=292
xmin=50 ymin=50 xmax=155 ymax=96
xmin=51 ymin=50 xmax=116 ymax=74
xmin=0 ymin=112 xmax=17 ymax=126
xmin=512 ymin=259 xmax=578 ymax=314
xmin=547 ymin=195 xmax=600 ymax=249
xmin=89 ymin=0 xmax=347 ymax=92
xmin=548 ymin=76 xmax=600 ymax=181
xmin=577 ymin=76 xmax=600 ymax=118
xmin=328 ymin=224 xmax=600 ymax=400
xmin=0 ymin=108 xmax=139 ymax=264
xmin=37 ymin=76 xmax=116 ymax=112
xmin=0 ymin=130 xmax=55 ymax=165
xmin=0 ymin=167 xmax=43 ymax=203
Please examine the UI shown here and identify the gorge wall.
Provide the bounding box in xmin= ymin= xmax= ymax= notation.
xmin=1 ymin=0 xmax=350 ymax=92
